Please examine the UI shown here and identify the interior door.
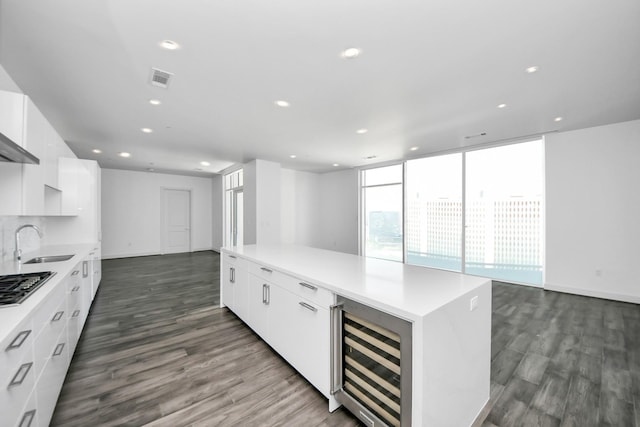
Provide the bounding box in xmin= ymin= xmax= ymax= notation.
xmin=163 ymin=188 xmax=191 ymax=254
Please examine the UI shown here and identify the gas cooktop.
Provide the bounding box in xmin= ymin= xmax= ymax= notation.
xmin=0 ymin=271 xmax=56 ymax=307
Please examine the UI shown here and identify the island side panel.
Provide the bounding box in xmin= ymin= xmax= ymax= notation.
xmin=419 ymin=280 xmax=491 ymax=426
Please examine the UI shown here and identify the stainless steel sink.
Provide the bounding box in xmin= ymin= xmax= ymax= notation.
xmin=24 ymin=254 xmax=75 ymax=264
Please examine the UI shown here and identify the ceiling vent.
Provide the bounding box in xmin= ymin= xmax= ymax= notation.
xmin=149 ymin=68 xmax=173 ymax=88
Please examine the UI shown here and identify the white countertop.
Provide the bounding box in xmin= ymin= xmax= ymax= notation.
xmin=0 ymin=243 xmax=98 ymax=341
xmin=222 ymin=244 xmax=490 ymax=321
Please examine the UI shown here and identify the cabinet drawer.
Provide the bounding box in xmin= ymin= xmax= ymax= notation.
xmin=246 ymin=261 xmax=333 ymax=307
xmin=5 ymin=388 xmax=37 ymax=427
xmin=34 ymin=296 xmax=68 ymax=380
xmin=246 ymin=261 xmax=281 ymax=282
xmin=269 ymin=288 xmax=330 ymax=395
xmin=223 ymin=253 xmax=245 ymax=268
xmin=36 ymin=327 xmax=69 ymax=427
xmin=275 ymin=273 xmax=334 ymax=308
xmin=0 ymin=353 xmax=36 ymax=423
xmin=32 ymin=281 xmax=66 ymax=337
xmin=67 ymin=306 xmax=82 ymax=356
xmin=0 ymin=318 xmax=35 ymax=385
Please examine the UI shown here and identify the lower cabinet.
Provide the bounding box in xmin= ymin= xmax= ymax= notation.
xmin=220 ymin=254 xmax=248 ymax=321
xmin=36 ymin=327 xmax=70 ymax=427
xmin=1 ymin=254 xmax=97 ymax=427
xmin=223 ymin=255 xmax=333 ymax=399
xmin=247 ymin=273 xmax=271 ymax=340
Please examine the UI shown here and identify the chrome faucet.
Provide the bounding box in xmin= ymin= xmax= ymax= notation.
xmin=15 ymin=224 xmax=43 ymax=262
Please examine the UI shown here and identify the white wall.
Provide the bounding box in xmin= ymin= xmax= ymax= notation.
xmin=101 ymin=169 xmax=213 ymax=258
xmin=281 ymin=168 xmax=320 ymax=246
xmin=546 ymin=119 xmax=640 ymax=303
xmin=316 ymin=169 xmax=359 ymax=255
xmin=211 ymin=174 xmax=223 ymax=250
xmin=243 ymin=159 xmax=281 ymax=245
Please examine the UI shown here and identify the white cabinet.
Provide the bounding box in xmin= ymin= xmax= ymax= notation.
xmin=0 ymin=90 xmax=26 ymax=145
xmin=220 ymin=254 xmax=248 ymax=321
xmin=272 ymin=288 xmax=330 ymax=394
xmin=36 ymin=325 xmax=69 ymax=427
xmin=43 ymin=121 xmax=64 ymax=191
xmin=0 ymin=91 xmax=27 ymax=215
xmin=89 ymin=247 xmax=101 ymax=301
xmin=22 ymin=98 xmax=48 ymax=216
xmin=80 ymin=259 xmax=92 ymax=325
xmin=247 ymin=273 xmax=271 ymax=340
xmin=0 ymin=317 xmax=36 ymax=427
xmin=66 ymin=268 xmax=83 ymax=355
xmin=222 ymin=255 xmax=333 ymax=399
xmin=0 ymin=89 xmax=80 ymax=216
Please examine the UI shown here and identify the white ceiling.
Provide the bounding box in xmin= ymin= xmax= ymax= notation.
xmin=1 ymin=0 xmax=639 ymax=175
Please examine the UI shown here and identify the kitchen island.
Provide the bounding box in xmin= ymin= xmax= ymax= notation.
xmin=221 ymin=244 xmax=491 ymax=427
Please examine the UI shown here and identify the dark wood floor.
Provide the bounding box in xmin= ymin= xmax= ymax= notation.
xmin=51 ymin=252 xmax=640 ymax=426
xmin=51 ymin=251 xmax=360 ymax=427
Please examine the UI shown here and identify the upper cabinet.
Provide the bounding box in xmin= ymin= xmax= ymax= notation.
xmin=0 ymin=90 xmax=79 ymax=216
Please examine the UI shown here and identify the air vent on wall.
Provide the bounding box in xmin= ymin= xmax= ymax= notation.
xmin=149 ymin=68 xmax=173 ymax=88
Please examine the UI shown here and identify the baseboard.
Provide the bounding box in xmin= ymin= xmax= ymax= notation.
xmin=545 ymin=282 xmax=640 ymax=305
xmin=102 ymin=248 xmax=218 ymax=260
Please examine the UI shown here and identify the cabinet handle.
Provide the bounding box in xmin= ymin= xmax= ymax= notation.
xmin=9 ymin=362 xmax=33 ymax=387
xmin=330 ymin=303 xmax=344 ymax=396
xmin=51 ymin=311 xmax=64 ymax=322
xmin=299 ymin=301 xmax=318 ymax=312
xmin=262 ymin=284 xmax=270 ymax=305
xmin=228 ymin=254 xmax=237 ymax=259
xmin=72 ymin=270 xmax=80 ymax=276
xmin=6 ymin=330 xmax=31 ymax=351
xmin=260 ymin=267 xmax=272 ymax=273
xmin=53 ymin=343 xmax=65 ymax=357
xmin=83 ymin=261 xmax=89 ymax=277
xmin=299 ymin=282 xmax=317 ymax=291
xmin=18 ymin=409 xmax=36 ymax=427
xmin=72 ymin=286 xmax=80 ymax=292
xmin=72 ymin=310 xmax=80 ymax=318
xmin=230 ymin=267 xmax=235 ymax=283
xmin=266 ymin=284 xmax=270 ymax=305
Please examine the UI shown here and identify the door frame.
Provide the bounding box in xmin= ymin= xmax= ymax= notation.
xmin=161 ymin=187 xmax=193 ymax=254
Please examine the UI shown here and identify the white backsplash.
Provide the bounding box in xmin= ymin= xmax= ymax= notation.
xmin=0 ymin=216 xmax=45 ymax=262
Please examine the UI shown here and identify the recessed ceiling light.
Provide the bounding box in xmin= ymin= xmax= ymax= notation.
xmin=92 ymin=149 xmax=102 ymax=154
xmin=119 ymin=152 xmax=131 ymax=158
xmin=200 ymin=161 xmax=211 ymax=166
xmin=141 ymin=128 xmax=153 ymax=133
xmin=333 ymin=163 xmax=340 ymax=167
xmin=289 ymin=155 xmax=297 ymax=159
xmin=497 ymin=103 xmax=507 ymax=109
xmin=526 ymin=66 xmax=539 ymax=73
xmin=356 ymin=128 xmax=368 ymax=134
xmin=149 ymin=99 xmax=161 ymax=106
xmin=160 ymin=40 xmax=180 ymax=50
xmin=274 ymin=100 xmax=290 ymax=108
xmin=410 ymin=146 xmax=419 ymax=151
xmin=554 ymin=116 xmax=563 ymax=122
xmin=341 ymin=48 xmax=362 ymax=59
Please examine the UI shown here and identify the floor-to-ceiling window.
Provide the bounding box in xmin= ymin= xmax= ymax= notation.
xmin=361 ymin=164 xmax=403 ymax=262
xmin=465 ymin=140 xmax=544 ymax=285
xmin=360 ymin=139 xmax=544 ymax=286
xmin=224 ymin=169 xmax=243 ymax=247
xmin=406 ymin=153 xmax=463 ymax=271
